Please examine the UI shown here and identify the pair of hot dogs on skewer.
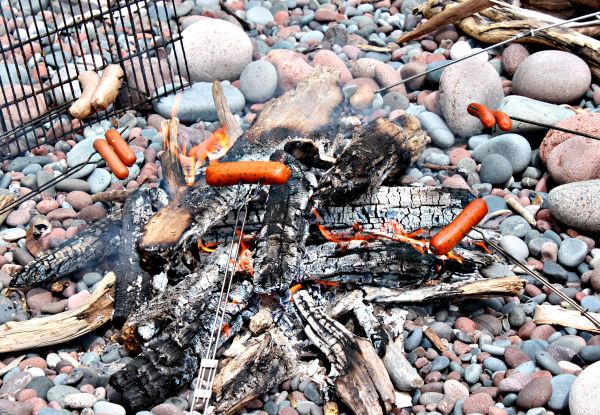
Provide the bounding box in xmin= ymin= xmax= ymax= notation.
xmin=93 ymin=130 xmax=136 ymax=180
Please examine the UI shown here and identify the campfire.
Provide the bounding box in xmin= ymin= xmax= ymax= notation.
xmin=3 ymin=68 xmax=526 ymax=415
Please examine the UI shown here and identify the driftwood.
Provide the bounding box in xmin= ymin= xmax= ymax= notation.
xmin=0 ymin=272 xmax=115 ymax=353
xmin=421 ymin=0 xmax=600 ymax=77
xmin=397 ymin=0 xmax=492 ymax=43
xmin=533 ymin=304 xmax=600 ymax=333
xmin=363 ymin=276 xmax=525 ymax=303
xmin=213 ymin=80 xmax=243 ymax=142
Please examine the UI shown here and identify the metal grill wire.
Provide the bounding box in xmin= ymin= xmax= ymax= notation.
xmin=0 ymin=0 xmax=191 ymax=161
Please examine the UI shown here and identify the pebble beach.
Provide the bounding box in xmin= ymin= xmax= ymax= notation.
xmin=1 ymin=0 xmax=600 ymax=414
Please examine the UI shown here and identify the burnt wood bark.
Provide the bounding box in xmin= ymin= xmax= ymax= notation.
xmin=253 ymin=155 xmax=313 ymax=294
xmin=110 ymin=245 xmax=252 ymax=411
xmin=139 ymin=68 xmax=344 ymax=262
xmin=212 ymin=330 xmax=299 ymax=414
xmin=10 ymin=214 xmax=122 ymax=288
xmin=316 ymin=117 xmax=429 ymax=205
xmin=112 ymin=187 xmax=157 ymax=325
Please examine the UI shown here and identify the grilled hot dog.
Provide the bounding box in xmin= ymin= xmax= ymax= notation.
xmin=205 ymin=161 xmax=291 ymax=187
xmin=429 ymin=199 xmax=488 ymax=255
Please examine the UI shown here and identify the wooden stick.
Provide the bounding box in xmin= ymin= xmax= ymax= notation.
xmin=533 ymin=304 xmax=600 ymax=333
xmin=91 ymin=189 xmax=136 ymax=203
xmin=397 ymin=0 xmax=493 ymax=44
xmin=0 ymin=272 xmax=115 ymax=353
xmin=424 ymin=326 xmax=448 ymax=352
xmin=212 ymin=80 xmax=244 ymax=143
xmin=363 ymin=276 xmax=525 ymax=303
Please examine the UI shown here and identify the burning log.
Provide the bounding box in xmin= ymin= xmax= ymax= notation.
xmin=253 ymin=154 xmax=313 ymax=293
xmin=110 ymin=245 xmax=252 ymax=411
xmin=316 ymin=116 xmax=429 ymax=205
xmin=0 ymin=272 xmax=115 ymax=353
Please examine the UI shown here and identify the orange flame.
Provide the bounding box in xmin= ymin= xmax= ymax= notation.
xmin=222 ymin=323 xmax=231 ymax=337
xmin=231 ymin=229 xmax=254 ymax=276
xmin=289 ymin=283 xmax=303 ymax=295
xmin=445 ymin=251 xmax=464 ymax=264
xmin=171 ymin=92 xmax=182 ymax=119
xmin=198 ymin=239 xmax=217 ymax=253
xmin=472 ymin=240 xmax=491 ymax=254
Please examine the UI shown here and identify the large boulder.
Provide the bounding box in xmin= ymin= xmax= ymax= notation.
xmin=540 ymin=112 xmax=600 ymax=163
xmin=570 ymin=361 xmax=600 ymax=415
xmin=169 ymin=18 xmax=253 ymax=82
xmin=512 ymin=50 xmax=591 ymax=104
xmin=496 ymin=95 xmax=575 ymax=135
xmin=549 ymin=180 xmax=600 ymax=232
xmin=439 ymin=60 xmax=504 ymax=137
xmin=546 ymin=137 xmax=600 ymax=184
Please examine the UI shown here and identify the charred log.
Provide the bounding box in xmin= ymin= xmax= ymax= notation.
xmin=213 ymin=329 xmax=299 ymax=414
xmin=10 ymin=214 xmax=122 ymax=288
xmin=111 ymin=246 xmax=252 ymax=411
xmin=253 ymin=154 xmax=313 ymax=294
xmin=293 ymin=290 xmax=396 ymax=415
xmin=113 ymin=187 xmax=159 ymax=326
xmin=316 ymin=117 xmax=429 ymax=205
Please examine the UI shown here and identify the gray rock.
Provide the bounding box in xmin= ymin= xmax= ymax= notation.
xmin=521 ymin=340 xmax=547 ymax=362
xmin=26 ymin=376 xmax=54 ymax=399
xmin=154 ymin=82 xmax=245 ymax=122
xmin=405 ymin=327 xmax=423 ymax=351
xmin=479 ymin=154 xmax=512 ymax=185
xmin=499 ymin=215 xmax=532 ymax=238
xmin=512 ymin=51 xmax=591 ymax=104
xmin=7 ymin=156 xmax=53 ymax=172
xmin=87 ymin=169 xmax=112 ymax=194
xmin=529 ymin=238 xmax=553 ymax=257
xmin=110 ymin=163 xmax=140 ymax=186
xmin=439 ymin=60 xmax=504 ymax=137
xmin=246 ymin=6 xmax=275 ymax=25
xmin=468 ymin=134 xmax=490 ymax=150
xmin=535 ymin=351 xmax=562 ymax=375
xmin=170 ymin=19 xmax=252 ymax=82
xmin=508 ymin=306 xmax=526 ymax=327
xmin=66 ymin=137 xmax=102 ymax=179
xmin=47 ymin=385 xmax=81 ymax=406
xmin=382 ymin=92 xmax=410 ymax=110
xmin=431 ymin=356 xmax=450 ymax=372
xmin=581 ymin=296 xmax=600 ymax=313
xmin=499 ymin=235 xmax=529 ymax=261
xmin=484 ymin=195 xmax=507 ymax=212
xmin=464 ymin=363 xmax=482 ymax=384
xmin=557 ymin=238 xmax=588 ymax=267
xmin=472 ymin=133 xmax=532 ymax=173
xmin=483 ymin=356 xmax=507 ymax=373
xmin=240 ymin=60 xmax=278 ymax=103
xmin=496 ymin=95 xmax=576 ymax=134
xmin=425 ymin=60 xmax=451 ymax=84
xmin=543 ymin=261 xmax=569 ymax=282
xmin=549 ymin=374 xmax=576 ymax=411
xmin=55 ymin=179 xmax=90 ymax=193
xmin=417 ymin=111 xmax=455 ymax=148
xmin=569 ymin=360 xmax=600 ymax=415
xmin=36 ymin=170 xmax=56 ymax=197
xmin=0 ymin=62 xmax=29 ymax=85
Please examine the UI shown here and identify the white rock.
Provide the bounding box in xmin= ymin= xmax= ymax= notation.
xmin=169 ymin=18 xmax=253 ymax=82
xmin=65 ymin=392 xmax=98 ymax=409
xmin=569 ymin=361 xmax=600 ymax=415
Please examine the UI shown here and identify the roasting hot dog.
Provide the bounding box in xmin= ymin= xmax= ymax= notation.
xmin=429 ymin=199 xmax=488 ymax=255
xmin=93 ymin=139 xmax=129 ymax=180
xmin=467 ymin=103 xmax=496 ymax=129
xmin=205 ymin=161 xmax=291 ymax=187
xmin=492 ymin=110 xmax=513 ymax=132
xmin=105 ymin=129 xmax=136 ymax=167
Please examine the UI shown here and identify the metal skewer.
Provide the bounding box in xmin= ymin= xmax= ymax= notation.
xmin=189 ymin=183 xmax=260 ymax=415
xmin=375 ymin=9 xmax=600 ymax=95
xmin=507 ymin=115 xmax=600 ymax=141
xmin=470 ymin=227 xmax=600 ymax=330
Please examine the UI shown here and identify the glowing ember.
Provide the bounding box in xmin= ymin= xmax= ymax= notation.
xmin=472 ymin=240 xmax=491 ymax=254
xmin=232 ymin=229 xmax=254 ymax=276
xmin=197 ymin=240 xmax=217 ymax=253
xmin=222 ymin=323 xmax=231 ymax=337
xmin=445 ymin=251 xmax=464 ymax=264
xmin=289 ymin=283 xmax=303 ymax=295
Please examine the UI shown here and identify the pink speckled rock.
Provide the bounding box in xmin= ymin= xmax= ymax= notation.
xmin=36 ymin=199 xmax=59 ymax=214
xmin=546 ymin=137 xmax=600 ymax=184
xmin=265 ymin=50 xmax=314 ymax=92
xmin=312 ymin=50 xmax=352 ymax=85
xmin=501 ymin=44 xmax=529 ymax=76
xmin=540 ymin=113 xmax=600 ymax=163
xmin=67 ymin=290 xmax=91 ymax=310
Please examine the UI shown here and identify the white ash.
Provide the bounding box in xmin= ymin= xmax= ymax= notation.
xmin=152 ymin=272 xmax=168 ymax=292
xmin=138 ymin=320 xmax=158 ymax=340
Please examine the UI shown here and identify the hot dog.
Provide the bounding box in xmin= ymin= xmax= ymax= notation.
xmin=205 ymin=161 xmax=291 ymax=187
xmin=467 ymin=103 xmax=496 ymax=129
xmin=105 ymin=129 xmax=136 ymax=167
xmin=93 ymin=139 xmax=129 ymax=180
xmin=429 ymin=199 xmax=488 ymax=255
xmin=493 ymin=111 xmax=513 ymax=132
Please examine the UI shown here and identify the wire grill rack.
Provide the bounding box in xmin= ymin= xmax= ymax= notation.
xmin=0 ymin=0 xmax=191 ymax=161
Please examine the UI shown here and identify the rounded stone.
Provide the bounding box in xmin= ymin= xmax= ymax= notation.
xmin=472 ymin=133 xmax=532 ymax=174
xmin=439 ymin=60 xmax=504 ymax=137
xmin=240 ymin=60 xmax=278 ymax=103
xmin=65 ymin=191 xmax=93 ymax=211
xmin=516 ymin=377 xmax=552 ymax=409
xmin=548 ymin=180 xmax=600 ymax=232
xmin=463 ymin=392 xmax=494 ymax=414
xmin=169 ymin=19 xmax=253 ymax=82
xmin=246 ymin=6 xmax=274 ymax=25
xmin=549 ymin=374 xmax=577 ymax=411
xmin=546 ymin=137 xmax=600 ymax=184
xmin=512 ymin=51 xmax=591 ymax=104
xmin=499 ymin=215 xmax=532 ymax=238
xmin=569 ymin=360 xmax=600 ymax=415
xmin=502 ymin=44 xmax=529 ymax=76
xmin=557 ymin=238 xmax=588 ymax=267
xmin=540 ymin=113 xmax=600 ymax=163
xmin=479 ymin=154 xmax=513 ymax=185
